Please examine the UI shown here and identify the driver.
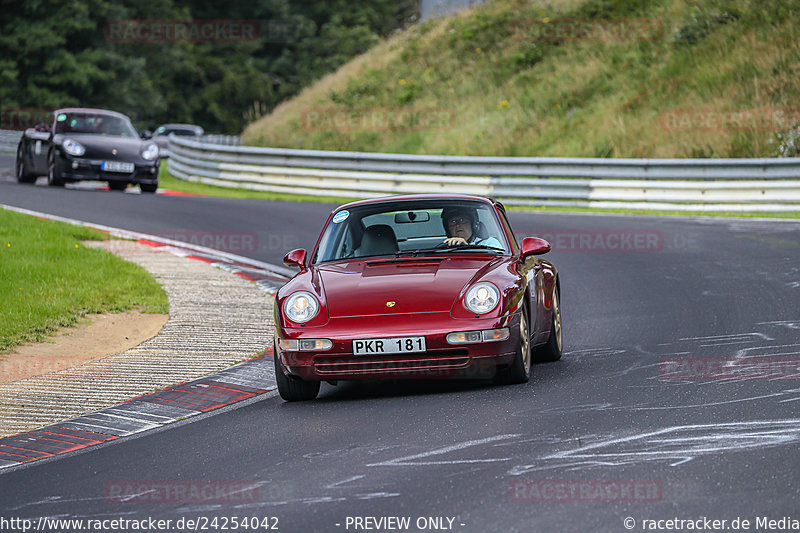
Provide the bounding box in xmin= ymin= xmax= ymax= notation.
xmin=441 ymin=207 xmax=503 ymax=248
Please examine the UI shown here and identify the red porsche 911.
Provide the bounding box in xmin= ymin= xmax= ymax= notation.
xmin=273 ymin=194 xmax=562 ymax=401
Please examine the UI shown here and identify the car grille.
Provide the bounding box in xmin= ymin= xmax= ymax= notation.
xmin=313 ymin=352 xmax=469 ymax=375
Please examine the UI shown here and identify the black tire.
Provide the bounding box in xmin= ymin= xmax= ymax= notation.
xmin=16 ymin=144 xmax=36 ymax=184
xmin=274 ymin=345 xmax=320 ymax=401
xmin=47 ymin=151 xmax=64 ymax=187
xmin=533 ymin=288 xmax=562 ymax=362
xmin=108 ymin=181 xmax=128 ymax=191
xmin=494 ymin=305 xmax=531 ymax=385
xmin=140 ymin=182 xmax=158 ymax=193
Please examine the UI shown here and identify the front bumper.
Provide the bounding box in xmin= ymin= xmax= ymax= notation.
xmin=57 ymin=153 xmax=159 ymax=184
xmin=275 ymin=311 xmax=521 ymax=381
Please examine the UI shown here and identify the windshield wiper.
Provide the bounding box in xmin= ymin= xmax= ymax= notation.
xmin=394 ymin=249 xmax=435 ymax=257
xmin=429 ymin=244 xmax=504 ymax=253
xmin=395 ymin=245 xmax=503 ymax=256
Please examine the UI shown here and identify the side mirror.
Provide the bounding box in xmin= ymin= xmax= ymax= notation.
xmin=520 ymin=237 xmax=551 ymax=260
xmin=34 ymin=123 xmax=48 ymax=132
xmin=283 ymin=248 xmax=307 ymax=271
xmin=140 ymin=130 xmax=153 ymax=140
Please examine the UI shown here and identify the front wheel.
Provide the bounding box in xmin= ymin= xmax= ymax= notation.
xmin=494 ymin=305 xmax=531 ymax=385
xmin=140 ymin=182 xmax=158 ymax=193
xmin=47 ymin=151 xmax=64 ymax=187
xmin=274 ymin=346 xmax=320 ymax=401
xmin=108 ymin=181 xmax=128 ymax=191
xmin=533 ymin=288 xmax=562 ymax=362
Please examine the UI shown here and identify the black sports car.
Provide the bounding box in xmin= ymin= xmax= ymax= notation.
xmin=15 ymin=108 xmax=160 ymax=192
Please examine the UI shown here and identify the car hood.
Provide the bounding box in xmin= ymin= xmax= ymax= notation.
xmin=60 ymin=134 xmax=149 ymax=160
xmin=316 ymin=257 xmax=502 ymax=317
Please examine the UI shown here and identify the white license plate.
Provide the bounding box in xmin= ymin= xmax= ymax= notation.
xmin=353 ymin=336 xmax=426 ymax=355
xmin=102 ymin=161 xmax=135 ymax=173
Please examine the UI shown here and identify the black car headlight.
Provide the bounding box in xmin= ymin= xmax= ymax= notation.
xmin=62 ymin=138 xmax=85 ymax=156
xmin=141 ymin=143 xmax=159 ymax=161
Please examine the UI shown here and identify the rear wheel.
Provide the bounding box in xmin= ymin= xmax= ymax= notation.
xmin=108 ymin=181 xmax=128 ymax=191
xmin=495 ymin=305 xmax=531 ymax=385
xmin=16 ymin=145 xmax=36 ymax=183
xmin=47 ymin=151 xmax=64 ymax=187
xmin=274 ymin=345 xmax=320 ymax=401
xmin=533 ymin=288 xmax=562 ymax=362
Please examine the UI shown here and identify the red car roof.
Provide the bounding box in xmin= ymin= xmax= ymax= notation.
xmin=335 ymin=194 xmax=498 ymax=210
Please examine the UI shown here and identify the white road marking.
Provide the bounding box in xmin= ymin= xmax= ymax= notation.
xmin=508 ymin=419 xmax=800 ymax=474
xmin=325 ymin=475 xmax=365 ymax=489
xmin=367 ymin=434 xmax=520 ymax=467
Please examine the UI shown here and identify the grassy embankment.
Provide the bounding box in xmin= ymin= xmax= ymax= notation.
xmin=243 ymin=0 xmax=799 ymax=157
xmin=162 ymin=0 xmax=800 ymax=216
xmin=0 ymin=209 xmax=168 ymax=353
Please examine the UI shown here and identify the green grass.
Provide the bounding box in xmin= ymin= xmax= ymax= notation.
xmin=242 ymin=0 xmax=800 ymax=159
xmin=159 ymin=167 xmax=354 ymax=204
xmin=512 ymin=205 xmax=800 ymax=218
xmin=0 ymin=209 xmax=169 ymax=353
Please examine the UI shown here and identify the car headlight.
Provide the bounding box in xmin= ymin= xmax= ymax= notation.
xmin=283 ymin=291 xmax=320 ymax=324
xmin=141 ymin=143 xmax=159 ymax=161
xmin=464 ymin=282 xmax=500 ymax=314
xmin=62 ymin=138 xmax=85 ymax=156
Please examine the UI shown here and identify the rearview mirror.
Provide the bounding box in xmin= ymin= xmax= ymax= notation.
xmin=394 ymin=211 xmax=430 ymax=223
xmin=283 ymin=248 xmax=307 ymax=271
xmin=520 ymin=237 xmax=551 ymax=260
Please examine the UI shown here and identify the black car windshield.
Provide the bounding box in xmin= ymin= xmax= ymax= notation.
xmin=55 ymin=112 xmax=138 ymax=138
xmin=313 ymin=199 xmax=511 ymax=264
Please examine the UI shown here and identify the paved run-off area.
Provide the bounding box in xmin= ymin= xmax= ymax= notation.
xmin=0 ymin=240 xmax=276 ymax=439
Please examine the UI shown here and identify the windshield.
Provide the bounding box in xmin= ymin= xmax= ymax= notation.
xmin=313 ymin=199 xmax=511 ymax=264
xmin=55 ymin=112 xmax=138 ymax=138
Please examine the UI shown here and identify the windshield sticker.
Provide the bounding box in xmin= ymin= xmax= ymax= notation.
xmin=56 ymin=114 xmax=67 ymax=121
xmin=332 ymin=210 xmax=350 ymax=224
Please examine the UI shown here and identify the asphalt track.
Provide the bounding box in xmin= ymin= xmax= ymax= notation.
xmin=2 ymin=159 xmax=800 ymax=532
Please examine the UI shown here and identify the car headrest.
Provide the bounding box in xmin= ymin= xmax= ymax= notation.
xmin=356 ymin=224 xmax=398 ymax=256
xmin=475 ymin=221 xmax=488 ymax=240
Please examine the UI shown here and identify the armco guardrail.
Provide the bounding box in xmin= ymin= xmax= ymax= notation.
xmin=0 ymin=129 xmax=22 ymax=154
xmin=200 ymin=134 xmax=240 ymax=146
xmin=165 ymin=136 xmax=800 ymax=211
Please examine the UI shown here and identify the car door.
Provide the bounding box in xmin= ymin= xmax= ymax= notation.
xmin=22 ymin=112 xmax=55 ymax=175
